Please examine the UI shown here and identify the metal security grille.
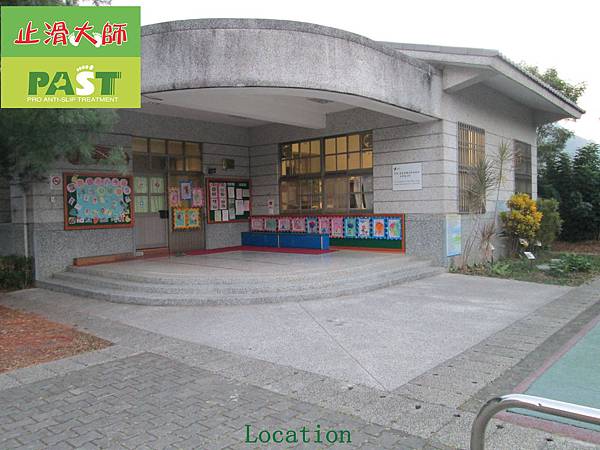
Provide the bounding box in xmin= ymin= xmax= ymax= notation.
xmin=458 ymin=123 xmax=486 ymax=213
xmin=514 ymin=140 xmax=532 ymax=196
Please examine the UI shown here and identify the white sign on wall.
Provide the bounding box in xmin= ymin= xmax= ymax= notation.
xmin=49 ymin=174 xmax=62 ymax=191
xmin=392 ymin=163 xmax=422 ymax=191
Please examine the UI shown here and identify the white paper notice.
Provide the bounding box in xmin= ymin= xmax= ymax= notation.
xmin=222 ymin=210 xmax=229 ymax=222
xmin=228 ymin=187 xmax=235 ymax=199
xmin=243 ymin=200 xmax=250 ymax=211
xmin=242 ymin=189 xmax=250 ymax=197
xmin=214 ymin=210 xmax=221 ymax=222
xmin=236 ymin=188 xmax=242 ymax=199
xmin=235 ymin=200 xmax=244 ymax=216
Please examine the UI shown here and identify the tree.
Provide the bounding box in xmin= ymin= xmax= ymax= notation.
xmin=518 ymin=65 xmax=586 ymax=103
xmin=0 ymin=0 xmax=122 ymax=184
xmin=572 ymin=144 xmax=600 ymax=239
xmin=519 ymin=63 xmax=585 ymax=174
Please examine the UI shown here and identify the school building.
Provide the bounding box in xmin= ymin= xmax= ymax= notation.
xmin=0 ymin=19 xmax=583 ymax=280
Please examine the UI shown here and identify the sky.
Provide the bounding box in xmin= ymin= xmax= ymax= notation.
xmin=113 ymin=0 xmax=599 ymax=142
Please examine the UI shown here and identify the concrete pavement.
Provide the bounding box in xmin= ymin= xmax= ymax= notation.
xmin=1 ymin=273 xmax=599 ymax=449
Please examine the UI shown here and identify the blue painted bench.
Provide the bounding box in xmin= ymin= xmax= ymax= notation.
xmin=241 ymin=232 xmax=329 ymax=250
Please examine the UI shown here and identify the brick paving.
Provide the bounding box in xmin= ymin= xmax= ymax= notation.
xmin=0 ymin=353 xmax=428 ymax=450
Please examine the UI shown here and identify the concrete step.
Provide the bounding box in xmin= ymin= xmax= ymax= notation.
xmin=39 ymin=265 xmax=445 ymax=306
xmin=64 ymin=254 xmax=420 ymax=285
xmin=52 ymin=260 xmax=433 ymax=294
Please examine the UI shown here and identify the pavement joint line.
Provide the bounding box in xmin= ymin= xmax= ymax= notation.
xmin=296 ymin=300 xmax=389 ymax=391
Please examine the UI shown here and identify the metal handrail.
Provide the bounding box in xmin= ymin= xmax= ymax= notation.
xmin=470 ymin=394 xmax=600 ymax=450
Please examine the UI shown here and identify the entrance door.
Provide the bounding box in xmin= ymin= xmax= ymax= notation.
xmin=167 ymin=173 xmax=205 ymax=253
xmin=134 ymin=175 xmax=168 ymax=250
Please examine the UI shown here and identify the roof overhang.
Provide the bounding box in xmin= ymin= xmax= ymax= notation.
xmin=140 ymin=19 xmax=442 ymax=129
xmin=384 ymin=43 xmax=585 ymax=125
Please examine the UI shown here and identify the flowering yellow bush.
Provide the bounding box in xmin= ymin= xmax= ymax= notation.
xmin=501 ymin=193 xmax=543 ymax=242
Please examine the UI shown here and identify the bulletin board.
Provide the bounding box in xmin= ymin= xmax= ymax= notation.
xmin=206 ymin=178 xmax=251 ymax=223
xmin=63 ymin=173 xmax=134 ymax=230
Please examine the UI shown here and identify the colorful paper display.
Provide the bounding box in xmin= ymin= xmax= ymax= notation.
xmin=64 ymin=173 xmax=133 ymax=230
xmin=250 ymin=217 xmax=264 ymax=231
xmin=278 ymin=217 xmax=291 ymax=232
xmin=306 ymin=217 xmax=319 ymax=234
xmin=168 ymin=187 xmax=180 ymax=207
xmin=318 ymin=217 xmax=331 ymax=235
xmin=357 ymin=217 xmax=371 ymax=239
xmin=291 ymin=217 xmax=306 ymax=233
xmin=330 ymin=217 xmax=344 ymax=238
xmin=248 ymin=214 xmax=403 ymax=246
xmin=191 ymin=187 xmax=204 ymax=207
xmin=264 ymin=217 xmax=277 ymax=232
xmin=344 ymin=217 xmax=357 ymax=238
xmin=172 ymin=207 xmax=201 ymax=230
xmin=372 ymin=217 xmax=386 ymax=238
xmin=387 ymin=218 xmax=402 ymax=240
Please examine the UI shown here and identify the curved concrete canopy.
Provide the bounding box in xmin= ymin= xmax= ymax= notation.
xmin=141 ymin=19 xmax=442 ymax=127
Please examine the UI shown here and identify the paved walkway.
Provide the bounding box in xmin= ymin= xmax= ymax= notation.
xmin=43 ymin=273 xmax=568 ymax=390
xmin=1 ymin=275 xmax=599 ymax=449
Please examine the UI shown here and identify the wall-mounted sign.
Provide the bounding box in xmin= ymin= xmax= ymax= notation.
xmin=392 ymin=163 xmax=422 ymax=191
xmin=446 ymin=214 xmax=461 ymax=257
xmin=49 ymin=174 xmax=62 ymax=190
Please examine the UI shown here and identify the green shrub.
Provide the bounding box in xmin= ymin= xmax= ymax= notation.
xmin=536 ymin=198 xmax=562 ymax=248
xmin=490 ymin=261 xmax=512 ymax=276
xmin=0 ymin=255 xmax=34 ymax=291
xmin=500 ymin=193 xmax=543 ymax=254
xmin=549 ymin=253 xmax=592 ymax=275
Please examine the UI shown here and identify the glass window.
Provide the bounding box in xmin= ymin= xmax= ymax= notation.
xmin=168 ymin=141 xmax=184 ymax=156
xmin=170 ymin=157 xmax=185 ymax=171
xmin=186 ymin=157 xmax=202 ymax=172
xmin=150 ymin=155 xmax=167 ymax=171
xmin=348 ymin=152 xmax=360 ymax=170
xmin=349 ymin=175 xmax=373 ymax=210
xmin=132 ymin=137 xmax=148 ymax=153
xmin=134 ymin=176 xmax=148 ymax=194
xmin=348 ymin=134 xmax=360 ymax=152
xmin=514 ymin=140 xmax=532 ymax=196
xmin=458 ymin=123 xmax=486 ymax=213
xmin=132 ymin=153 xmax=149 ymax=171
xmin=150 ymin=196 xmax=165 ymax=213
xmin=310 ymin=140 xmax=320 ymax=155
xmin=149 ymin=177 xmax=165 ymax=194
xmin=135 ymin=195 xmax=148 ymax=213
xmin=185 ymin=142 xmax=201 ymax=156
xmin=279 ymin=132 xmax=373 ymax=213
xmin=324 ymin=177 xmax=348 ymax=211
xmin=325 ymin=138 xmax=336 ymax=155
xmin=149 ymin=139 xmax=166 ymax=154
xmin=362 ymin=150 xmax=373 ymax=169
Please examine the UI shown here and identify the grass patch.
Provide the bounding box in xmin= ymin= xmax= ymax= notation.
xmin=451 ymin=252 xmax=600 ymax=286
